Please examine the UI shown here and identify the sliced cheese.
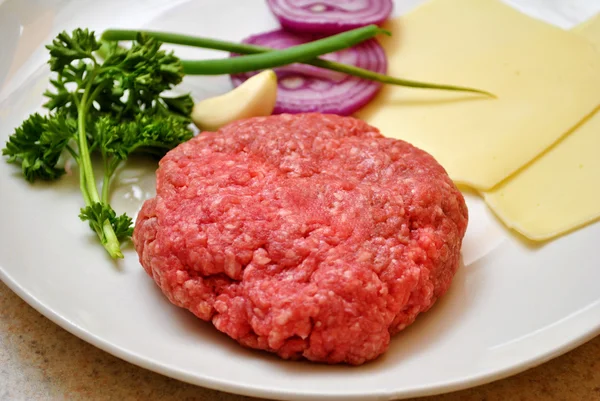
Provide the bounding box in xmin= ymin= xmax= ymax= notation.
xmin=355 ymin=0 xmax=600 ymax=190
xmin=573 ymin=12 xmax=600 ymax=38
xmin=482 ymin=15 xmax=600 ymax=241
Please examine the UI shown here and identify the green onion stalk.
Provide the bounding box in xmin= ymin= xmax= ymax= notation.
xmin=102 ymin=27 xmax=494 ymax=97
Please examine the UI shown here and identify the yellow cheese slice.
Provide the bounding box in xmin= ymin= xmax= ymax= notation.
xmin=356 ymin=0 xmax=600 ymax=190
xmin=573 ymin=12 xmax=600 ymax=38
xmin=482 ymin=16 xmax=600 ymax=241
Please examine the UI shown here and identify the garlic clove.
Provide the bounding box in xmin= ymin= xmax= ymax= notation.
xmin=191 ymin=69 xmax=278 ymax=132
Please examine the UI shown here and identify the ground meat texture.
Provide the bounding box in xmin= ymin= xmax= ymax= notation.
xmin=133 ymin=113 xmax=468 ymax=365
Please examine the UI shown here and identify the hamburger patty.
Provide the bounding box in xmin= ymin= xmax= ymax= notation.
xmin=133 ymin=113 xmax=468 ymax=365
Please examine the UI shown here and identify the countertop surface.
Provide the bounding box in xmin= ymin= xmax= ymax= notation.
xmin=1 ymin=280 xmax=599 ymax=401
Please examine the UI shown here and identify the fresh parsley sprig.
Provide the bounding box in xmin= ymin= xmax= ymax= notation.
xmin=2 ymin=29 xmax=194 ymax=259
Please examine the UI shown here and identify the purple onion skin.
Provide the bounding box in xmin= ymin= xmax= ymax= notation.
xmin=230 ymin=29 xmax=388 ymax=116
xmin=266 ymin=0 xmax=394 ymax=35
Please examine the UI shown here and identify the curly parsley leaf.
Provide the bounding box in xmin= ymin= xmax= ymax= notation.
xmin=2 ymin=112 xmax=76 ymax=182
xmin=160 ymin=94 xmax=195 ymax=120
xmin=79 ymin=202 xmax=133 ymax=245
xmin=95 ymin=111 xmax=193 ymax=162
xmin=98 ymin=34 xmax=189 ymax=119
xmin=47 ymin=29 xmax=100 ymax=72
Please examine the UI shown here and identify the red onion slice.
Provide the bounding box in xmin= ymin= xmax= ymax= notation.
xmin=230 ymin=30 xmax=387 ymax=116
xmin=266 ymin=0 xmax=393 ymax=34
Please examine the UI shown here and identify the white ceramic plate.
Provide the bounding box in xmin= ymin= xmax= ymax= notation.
xmin=1 ymin=1 xmax=599 ymax=400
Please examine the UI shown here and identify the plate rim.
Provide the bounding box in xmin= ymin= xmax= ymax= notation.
xmin=2 ymin=265 xmax=600 ymax=401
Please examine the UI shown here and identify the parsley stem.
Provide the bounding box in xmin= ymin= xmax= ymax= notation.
xmin=86 ymin=83 xmax=106 ymax=111
xmin=101 ymin=159 xmax=110 ymax=205
xmin=72 ymin=95 xmax=81 ymax=110
xmin=101 ymin=158 xmax=121 ymax=205
xmin=77 ymin=68 xmax=123 ymax=259
xmin=65 ymin=144 xmax=79 ymax=162
xmin=77 ymin=77 xmax=100 ymax=203
xmin=79 ymin=169 xmax=91 ymax=206
xmin=74 ymin=95 xmax=92 ymax=208
xmin=101 ymin=218 xmax=122 ymax=258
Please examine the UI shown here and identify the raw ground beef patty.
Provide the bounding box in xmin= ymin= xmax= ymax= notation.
xmin=133 ymin=113 xmax=468 ymax=365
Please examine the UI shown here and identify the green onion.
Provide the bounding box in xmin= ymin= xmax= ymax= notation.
xmin=109 ymin=25 xmax=383 ymax=75
xmin=101 ymin=28 xmax=494 ymax=97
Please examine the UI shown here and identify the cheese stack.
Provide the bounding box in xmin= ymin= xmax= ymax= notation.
xmin=357 ymin=0 xmax=600 ymax=241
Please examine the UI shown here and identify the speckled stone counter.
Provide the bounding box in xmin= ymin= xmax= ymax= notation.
xmin=1 ymin=280 xmax=599 ymax=401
